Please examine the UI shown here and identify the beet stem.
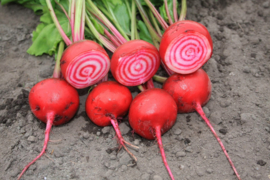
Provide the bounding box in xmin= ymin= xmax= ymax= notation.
xmin=155 ymin=127 xmax=175 ymax=180
xmin=110 ymin=118 xmax=137 ymax=162
xmin=137 ymin=85 xmax=147 ymax=92
xmin=17 ymin=112 xmax=54 ymax=180
xmin=179 ymin=0 xmax=187 ymax=21
xmin=165 ymin=0 xmax=173 ymax=25
xmin=146 ymin=78 xmax=155 ymax=89
xmin=173 ymin=0 xmax=178 ymax=22
xmin=195 ymin=103 xmax=242 ymax=180
xmin=46 ymin=0 xmax=72 ymax=45
xmin=153 ymin=75 xmax=167 ymax=83
xmin=53 ymin=41 xmax=64 ymax=78
xmin=144 ymin=0 xmax=169 ymax=30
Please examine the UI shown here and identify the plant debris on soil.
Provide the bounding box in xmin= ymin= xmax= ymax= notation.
xmin=0 ymin=0 xmax=270 ymax=179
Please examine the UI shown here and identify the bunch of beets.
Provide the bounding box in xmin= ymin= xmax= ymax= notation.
xmin=6 ymin=0 xmax=242 ymax=180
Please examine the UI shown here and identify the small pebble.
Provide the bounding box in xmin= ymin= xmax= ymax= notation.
xmin=185 ymin=146 xmax=193 ymax=153
xmin=176 ymin=151 xmax=186 ymax=157
xmin=196 ymin=167 xmax=205 ymax=177
xmin=120 ymin=165 xmax=127 ymax=171
xmin=141 ymin=173 xmax=150 ymax=180
xmin=27 ymin=112 xmax=34 ymax=122
xmin=118 ymin=123 xmax=130 ymax=135
xmin=110 ymin=154 xmax=117 ymax=160
xmin=89 ymin=136 xmax=94 ymax=141
xmin=250 ymin=53 xmax=256 ymax=58
xmin=243 ymin=66 xmax=251 ymax=73
xmin=83 ymin=132 xmax=90 ymax=139
xmin=14 ymin=105 xmax=20 ymax=111
xmin=179 ymin=164 xmax=185 ymax=170
xmin=206 ymin=168 xmax=213 ymax=174
xmin=219 ymin=100 xmax=231 ymax=108
xmin=102 ymin=126 xmax=111 ymax=134
xmin=12 ymin=47 xmax=18 ymax=51
xmin=119 ymin=152 xmax=131 ymax=165
xmin=96 ymin=131 xmax=101 ymax=136
xmin=249 ymin=37 xmax=260 ymax=45
xmin=53 ymin=148 xmax=64 ymax=158
xmin=263 ymin=1 xmax=269 ymax=8
xmin=105 ymin=169 xmax=114 ymax=177
xmin=240 ymin=113 xmax=253 ymax=122
xmin=216 ymin=13 xmax=224 ymax=20
xmin=27 ymin=136 xmax=36 ymax=143
xmin=134 ymin=139 xmax=141 ymax=146
xmin=10 ymin=168 xmax=20 ymax=178
xmin=6 ymin=119 xmax=12 ymax=124
xmin=16 ymin=112 xmax=23 ymax=118
xmin=219 ymin=128 xmax=227 ymax=135
xmin=39 ymin=65 xmax=53 ymax=78
xmin=152 ymin=175 xmax=163 ymax=180
xmin=174 ymin=128 xmax=182 ymax=135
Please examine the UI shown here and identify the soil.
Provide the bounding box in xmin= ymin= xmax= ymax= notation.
xmin=0 ymin=0 xmax=270 ymax=180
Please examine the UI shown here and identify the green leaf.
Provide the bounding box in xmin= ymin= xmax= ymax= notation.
xmin=1 ymin=0 xmax=18 ymax=5
xmin=93 ymin=0 xmax=131 ymax=39
xmin=113 ymin=3 xmax=131 ymax=35
xmin=39 ymin=0 xmax=55 ymax=7
xmin=23 ymin=3 xmax=44 ymax=14
xmin=40 ymin=8 xmax=69 ymax=24
xmin=27 ymin=21 xmax=70 ymax=56
xmin=27 ymin=6 xmax=71 ymax=56
xmin=1 ymin=0 xmax=44 ymax=14
xmin=137 ymin=20 xmax=153 ymax=44
xmin=2 ymin=0 xmax=72 ymax=57
xmin=56 ymin=0 xmax=69 ymax=12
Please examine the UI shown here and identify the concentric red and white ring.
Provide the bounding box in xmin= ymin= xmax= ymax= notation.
xmin=65 ymin=52 xmax=110 ymax=89
xmin=165 ymin=32 xmax=212 ymax=74
xmin=115 ymin=50 xmax=160 ymax=86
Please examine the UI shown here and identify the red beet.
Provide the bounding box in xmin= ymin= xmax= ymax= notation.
xmin=18 ymin=78 xmax=79 ymax=180
xmin=111 ymin=40 xmax=160 ymax=86
xmin=129 ymin=88 xmax=177 ymax=180
xmin=163 ymin=69 xmax=241 ymax=180
xmin=85 ymin=81 xmax=137 ymax=160
xmin=60 ymin=40 xmax=110 ymax=89
xmin=159 ymin=20 xmax=213 ymax=74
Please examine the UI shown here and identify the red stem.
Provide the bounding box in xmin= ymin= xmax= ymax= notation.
xmin=195 ymin=103 xmax=242 ymax=180
xmin=99 ymin=35 xmax=117 ymax=52
xmin=144 ymin=0 xmax=169 ymax=30
xmin=160 ymin=60 xmax=174 ymax=76
xmin=146 ymin=78 xmax=155 ymax=89
xmin=173 ymin=0 xmax=178 ymax=22
xmin=165 ymin=0 xmax=173 ymax=25
xmin=55 ymin=0 xmax=71 ymax=24
xmin=17 ymin=112 xmax=54 ymax=180
xmin=89 ymin=9 xmax=127 ymax=45
xmin=104 ymin=28 xmax=122 ymax=48
xmin=155 ymin=126 xmax=175 ymax=180
xmin=46 ymin=0 xmax=72 ymax=45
